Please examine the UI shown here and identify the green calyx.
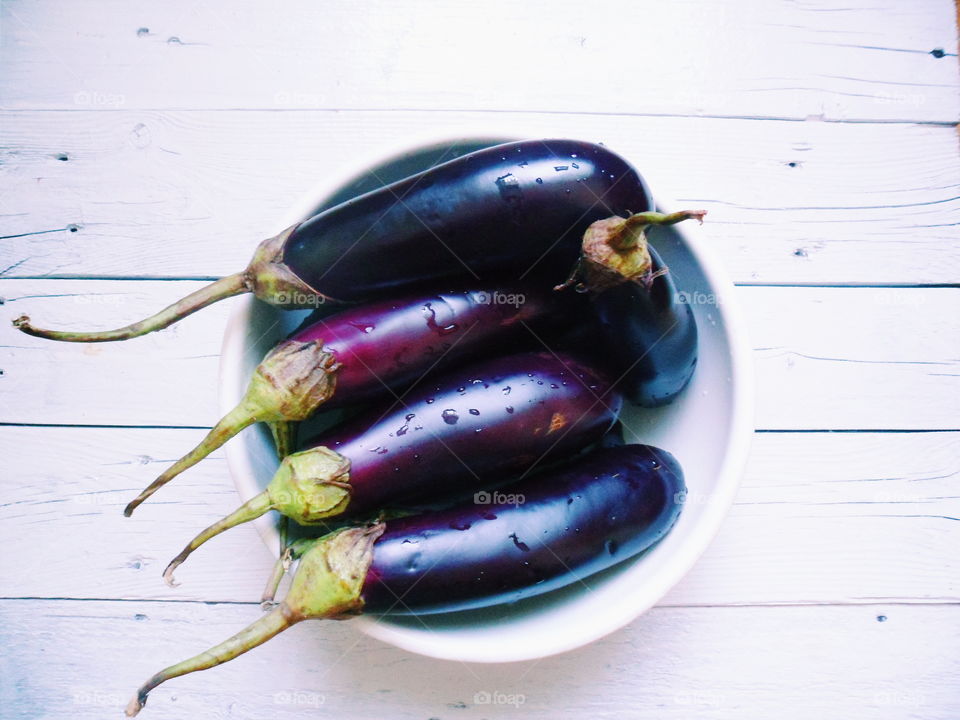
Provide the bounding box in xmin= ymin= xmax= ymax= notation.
xmin=161 ymin=447 xmax=353 ymax=586
xmin=123 ymin=339 xmax=340 ymax=516
xmin=285 ymin=523 xmax=385 ymax=618
xmin=556 ymin=209 xmax=707 ymax=294
xmin=267 ymin=446 xmax=353 ymax=522
xmin=250 ymin=339 xmax=342 ymax=422
xmin=244 ymin=225 xmax=336 ymax=307
xmin=129 ymin=525 xmax=384 ymax=717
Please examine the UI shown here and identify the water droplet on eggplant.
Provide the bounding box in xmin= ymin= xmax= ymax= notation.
xmin=509 ymin=533 xmax=531 ymax=552
xmin=441 ymin=409 xmax=459 ymax=425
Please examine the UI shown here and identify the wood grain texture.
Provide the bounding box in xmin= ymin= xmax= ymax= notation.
xmin=1 ymin=0 xmax=957 ymax=122
xmin=1 ymin=598 xmax=956 ymax=720
xmin=2 ymin=282 xmax=957 ymax=429
xmin=2 ymin=0 xmax=959 ymax=716
xmin=0 ymin=110 xmax=958 ymax=284
xmin=1 ymin=427 xmax=956 ymax=605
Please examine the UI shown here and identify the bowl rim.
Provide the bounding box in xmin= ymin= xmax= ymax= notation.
xmin=219 ymin=133 xmax=754 ymax=663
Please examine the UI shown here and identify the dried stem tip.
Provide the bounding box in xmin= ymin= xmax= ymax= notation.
xmin=556 ymin=209 xmax=707 ymax=294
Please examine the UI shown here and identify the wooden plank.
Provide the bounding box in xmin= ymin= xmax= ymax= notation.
xmin=1 ymin=427 xmax=956 ymax=605
xmin=1 ymin=0 xmax=957 ymax=122
xmin=0 ymin=280 xmax=231 ymax=427
xmin=1 ymin=282 xmax=957 ymax=429
xmin=745 ymin=286 xmax=960 ymax=430
xmin=0 ymin=110 xmax=958 ymax=284
xmin=1 ymin=598 xmax=956 ymax=719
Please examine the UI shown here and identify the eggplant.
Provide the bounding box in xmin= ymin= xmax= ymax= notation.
xmin=123 ymin=286 xmax=564 ymax=516
xmin=126 ymin=444 xmax=684 ymax=716
xmin=557 ymin=244 xmax=698 ymax=406
xmin=161 ymin=351 xmax=621 ymax=583
xmin=591 ymin=246 xmax=697 ymax=406
xmin=15 ymin=139 xmax=703 ymax=343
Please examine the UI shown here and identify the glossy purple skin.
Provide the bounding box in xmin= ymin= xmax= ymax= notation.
xmin=288 ymin=287 xmax=556 ymax=409
xmin=361 ymin=444 xmax=684 ymax=614
xmin=282 ymin=140 xmax=652 ymax=302
xmin=308 ymin=352 xmax=622 ymax=514
xmin=591 ymin=247 xmax=697 ymax=406
xmin=557 ymin=246 xmax=698 ymax=407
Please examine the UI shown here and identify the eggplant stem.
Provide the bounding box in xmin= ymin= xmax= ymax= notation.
xmin=14 ymin=272 xmax=250 ymax=343
xmin=124 ymin=401 xmax=259 ymax=516
xmin=620 ymin=209 xmax=706 ymax=244
xmin=259 ymin=536 xmax=316 ymax=608
xmin=126 ymin=340 xmax=339 ymax=515
xmin=269 ymin=420 xmax=298 ymax=458
xmin=131 ymin=526 xmax=382 ymax=714
xmin=261 ymin=515 xmax=293 ymax=609
xmin=125 ymin=604 xmax=298 ymax=717
xmin=163 ymin=491 xmax=274 ymax=586
xmin=260 ymin=545 xmax=293 ymax=609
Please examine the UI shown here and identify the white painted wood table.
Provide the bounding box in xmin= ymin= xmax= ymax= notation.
xmin=2 ymin=1 xmax=958 ymax=718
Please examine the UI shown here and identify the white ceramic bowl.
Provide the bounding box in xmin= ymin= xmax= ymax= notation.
xmin=219 ymin=136 xmax=753 ymax=663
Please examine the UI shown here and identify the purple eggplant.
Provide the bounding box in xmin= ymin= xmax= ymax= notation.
xmin=15 ymin=139 xmax=703 ymax=342
xmin=558 ymin=243 xmax=698 ymax=406
xmin=161 ymin=351 xmax=621 ymax=584
xmin=126 ymin=444 xmax=684 ymax=715
xmin=123 ymin=286 xmax=563 ymax=516
xmin=590 ymin=246 xmax=697 ymax=406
